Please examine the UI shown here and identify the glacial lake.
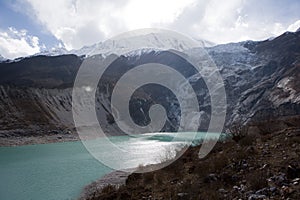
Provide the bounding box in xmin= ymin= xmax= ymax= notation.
xmin=0 ymin=132 xmax=221 ymax=200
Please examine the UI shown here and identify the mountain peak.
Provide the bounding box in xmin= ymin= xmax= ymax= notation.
xmin=72 ymin=31 xmax=208 ymax=57
xmin=35 ymin=47 xmax=68 ymax=57
xmin=0 ymin=54 xmax=6 ymax=62
xmin=35 ymin=31 xmax=211 ymax=58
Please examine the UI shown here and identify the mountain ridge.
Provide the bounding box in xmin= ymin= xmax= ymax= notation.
xmin=0 ymin=30 xmax=299 ymax=145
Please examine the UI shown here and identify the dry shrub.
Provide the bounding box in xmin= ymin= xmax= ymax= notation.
xmin=142 ymin=172 xmax=154 ymax=185
xmin=233 ymin=149 xmax=248 ymax=160
xmin=194 ymin=160 xmax=210 ymax=177
xmin=247 ymin=170 xmax=268 ymax=190
xmin=287 ymin=136 xmax=300 ymax=146
xmin=229 ymin=122 xmax=249 ymax=142
xmin=153 ymin=173 xmax=163 ymax=186
xmin=199 ymin=185 xmax=222 ymax=200
xmin=256 ymin=122 xmax=273 ymax=135
xmin=238 ymin=134 xmax=255 ymax=146
xmin=260 ymin=134 xmax=272 ymax=142
xmin=211 ymin=155 xmax=229 ymax=172
xmin=98 ymin=185 xmax=118 ymax=200
xmin=101 ymin=184 xmax=117 ymax=194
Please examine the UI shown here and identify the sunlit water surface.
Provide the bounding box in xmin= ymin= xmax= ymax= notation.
xmin=0 ymin=132 xmax=221 ymax=200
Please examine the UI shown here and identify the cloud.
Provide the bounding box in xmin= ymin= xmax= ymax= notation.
xmin=166 ymin=0 xmax=300 ymax=44
xmin=19 ymin=0 xmax=300 ymax=50
xmin=22 ymin=0 xmax=194 ymax=50
xmin=165 ymin=0 xmax=246 ymax=43
xmin=0 ymin=27 xmax=42 ymax=59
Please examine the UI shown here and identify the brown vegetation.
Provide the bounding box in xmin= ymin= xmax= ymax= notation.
xmin=81 ymin=120 xmax=300 ymax=200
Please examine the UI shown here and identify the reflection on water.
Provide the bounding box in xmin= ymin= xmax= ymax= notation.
xmin=0 ymin=132 xmax=222 ymax=200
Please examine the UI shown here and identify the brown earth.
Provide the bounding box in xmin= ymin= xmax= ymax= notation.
xmin=81 ymin=124 xmax=300 ymax=200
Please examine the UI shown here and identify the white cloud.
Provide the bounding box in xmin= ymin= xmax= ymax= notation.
xmin=0 ymin=27 xmax=41 ymax=59
xmin=165 ymin=0 xmax=247 ymax=43
xmin=23 ymin=0 xmax=195 ymax=50
xmin=21 ymin=0 xmax=300 ymax=50
xmin=165 ymin=0 xmax=298 ymax=44
xmin=122 ymin=0 xmax=195 ymax=29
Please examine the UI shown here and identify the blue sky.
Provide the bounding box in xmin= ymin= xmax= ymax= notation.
xmin=0 ymin=0 xmax=299 ymax=59
xmin=0 ymin=1 xmax=59 ymax=46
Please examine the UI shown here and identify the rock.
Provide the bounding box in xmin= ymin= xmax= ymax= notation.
xmin=245 ymin=190 xmax=254 ymax=196
xmin=281 ymin=185 xmax=294 ymax=195
xmin=240 ymin=184 xmax=246 ymax=192
xmin=248 ymin=194 xmax=267 ymax=200
xmin=246 ymin=146 xmax=255 ymax=154
xmin=233 ymin=185 xmax=240 ymax=191
xmin=291 ymin=177 xmax=300 ymax=182
xmin=204 ymin=174 xmax=218 ymax=183
xmin=287 ymin=165 xmax=300 ymax=179
xmin=49 ymin=130 xmax=60 ymax=134
xmin=188 ymin=166 xmax=195 ymax=174
xmin=177 ymin=193 xmax=188 ymax=197
xmin=269 ymin=186 xmax=277 ymax=194
xmin=63 ymin=129 xmax=71 ymax=134
xmin=262 ymin=149 xmax=270 ymax=155
xmin=255 ymin=187 xmax=269 ymax=195
xmin=218 ymin=188 xmax=227 ymax=194
xmin=232 ymin=174 xmax=239 ymax=182
xmin=260 ymin=164 xmax=268 ymax=170
xmin=269 ymin=173 xmax=287 ymax=186
xmin=170 ymin=178 xmax=179 ymax=184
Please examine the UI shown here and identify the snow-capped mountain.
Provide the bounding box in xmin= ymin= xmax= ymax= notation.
xmin=72 ymin=32 xmax=209 ymax=57
xmin=34 ymin=47 xmax=69 ymax=57
xmin=0 ymin=29 xmax=299 ymax=137
xmin=37 ymin=32 xmax=212 ymax=58
xmin=0 ymin=54 xmax=6 ymax=62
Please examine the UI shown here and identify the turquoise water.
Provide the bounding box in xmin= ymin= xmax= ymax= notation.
xmin=0 ymin=141 xmax=111 ymax=200
xmin=0 ymin=132 xmax=221 ymax=200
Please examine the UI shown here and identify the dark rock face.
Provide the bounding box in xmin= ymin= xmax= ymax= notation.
xmin=0 ymin=54 xmax=82 ymax=88
xmin=229 ymin=31 xmax=300 ymax=125
xmin=0 ymin=31 xmax=299 ymax=137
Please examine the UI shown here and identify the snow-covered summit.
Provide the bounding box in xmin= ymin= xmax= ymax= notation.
xmin=71 ymin=31 xmax=209 ymax=57
xmin=0 ymin=54 xmax=5 ymax=61
xmin=123 ymin=48 xmax=162 ymax=57
xmin=35 ymin=47 xmax=69 ymax=57
xmin=35 ymin=31 xmax=210 ymax=58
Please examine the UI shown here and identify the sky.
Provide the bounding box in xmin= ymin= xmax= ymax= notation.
xmin=0 ymin=0 xmax=299 ymax=59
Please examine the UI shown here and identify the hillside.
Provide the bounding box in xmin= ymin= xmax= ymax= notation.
xmin=81 ymin=119 xmax=300 ymax=200
xmin=0 ymin=30 xmax=299 ymax=145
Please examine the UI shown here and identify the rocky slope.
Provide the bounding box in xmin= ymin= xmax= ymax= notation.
xmin=84 ymin=124 xmax=300 ymax=200
xmin=0 ymin=30 xmax=299 ymax=144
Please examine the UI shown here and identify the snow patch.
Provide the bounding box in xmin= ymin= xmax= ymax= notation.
xmin=207 ymin=42 xmax=249 ymax=53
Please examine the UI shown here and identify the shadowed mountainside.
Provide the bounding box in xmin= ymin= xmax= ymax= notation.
xmin=0 ymin=31 xmax=299 ymax=145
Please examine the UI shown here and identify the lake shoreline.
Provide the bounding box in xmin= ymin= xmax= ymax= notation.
xmin=80 ymin=127 xmax=300 ymax=199
xmin=0 ymin=133 xmax=80 ymax=147
xmin=78 ymin=170 xmax=131 ymax=200
xmin=0 ymin=132 xmax=223 ymax=200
